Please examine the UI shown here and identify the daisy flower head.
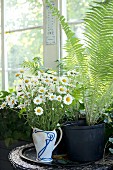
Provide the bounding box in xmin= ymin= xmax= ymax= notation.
xmin=20 ymin=69 xmax=24 ymax=73
xmin=35 ymin=107 xmax=43 ymax=116
xmin=8 ymin=97 xmax=17 ymax=108
xmin=48 ymin=93 xmax=56 ymax=101
xmin=43 ymin=77 xmax=51 ymax=85
xmin=38 ymin=95 xmax=46 ymax=102
xmin=63 ymin=94 xmax=74 ymax=105
xmin=56 ymin=95 xmax=62 ymax=102
xmin=0 ymin=102 xmax=7 ymax=109
xmin=33 ymin=96 xmax=43 ymax=105
xmin=23 ymin=78 xmax=31 ymax=86
xmin=60 ymin=76 xmax=69 ymax=85
xmin=52 ymin=76 xmax=59 ymax=84
xmin=39 ymin=87 xmax=46 ymax=93
xmin=57 ymin=86 xmax=67 ymax=94
xmin=6 ymin=95 xmax=11 ymax=102
xmin=15 ymin=73 xmax=20 ymax=77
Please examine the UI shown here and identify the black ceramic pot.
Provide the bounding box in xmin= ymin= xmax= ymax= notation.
xmin=62 ymin=120 xmax=105 ymax=162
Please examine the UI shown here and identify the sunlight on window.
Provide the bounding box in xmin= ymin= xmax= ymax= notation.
xmin=5 ymin=0 xmax=43 ymax=30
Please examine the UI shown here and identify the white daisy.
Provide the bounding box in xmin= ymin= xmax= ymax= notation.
xmin=0 ymin=102 xmax=7 ymax=109
xmin=33 ymin=97 xmax=43 ymax=105
xmin=43 ymin=77 xmax=51 ymax=85
xmin=20 ymin=69 xmax=24 ymax=73
xmin=15 ymin=73 xmax=20 ymax=77
xmin=38 ymin=95 xmax=46 ymax=102
xmin=63 ymin=94 xmax=73 ymax=105
xmin=6 ymin=95 xmax=11 ymax=102
xmin=8 ymin=97 xmax=17 ymax=108
xmin=57 ymin=86 xmax=67 ymax=94
xmin=39 ymin=87 xmax=46 ymax=93
xmin=56 ymin=95 xmax=62 ymax=102
xmin=34 ymin=107 xmax=43 ymax=116
xmin=52 ymin=76 xmax=58 ymax=83
xmin=48 ymin=93 xmax=56 ymax=101
xmin=60 ymin=76 xmax=69 ymax=85
xmin=23 ymin=78 xmax=30 ymax=84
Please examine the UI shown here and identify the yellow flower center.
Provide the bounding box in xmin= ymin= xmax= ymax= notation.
xmin=53 ymin=78 xmax=57 ymax=81
xmin=40 ymin=89 xmax=44 ymax=92
xmin=60 ymin=87 xmax=64 ymax=91
xmin=20 ymin=70 xmax=24 ymax=73
xmin=36 ymin=99 xmax=39 ymax=103
xmin=15 ymin=73 xmax=20 ymax=77
xmin=12 ymin=100 xmax=14 ymax=104
xmin=25 ymin=79 xmax=29 ymax=83
xmin=62 ymin=79 xmax=67 ymax=82
xmin=8 ymin=97 xmax=10 ymax=101
xmin=45 ymin=79 xmax=49 ymax=82
xmin=37 ymin=109 xmax=41 ymax=113
xmin=66 ymin=97 xmax=71 ymax=102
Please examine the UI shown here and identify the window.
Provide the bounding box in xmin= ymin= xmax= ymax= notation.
xmin=1 ymin=0 xmax=43 ymax=90
xmin=0 ymin=0 xmax=97 ymax=90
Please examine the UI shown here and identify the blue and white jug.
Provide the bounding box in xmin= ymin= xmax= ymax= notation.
xmin=32 ymin=127 xmax=62 ymax=162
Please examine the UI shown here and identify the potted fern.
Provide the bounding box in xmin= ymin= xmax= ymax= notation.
xmin=46 ymin=0 xmax=113 ymax=162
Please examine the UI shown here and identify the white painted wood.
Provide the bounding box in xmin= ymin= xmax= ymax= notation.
xmin=43 ymin=0 xmax=60 ymax=70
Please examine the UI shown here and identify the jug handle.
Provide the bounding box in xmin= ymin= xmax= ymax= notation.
xmin=54 ymin=127 xmax=63 ymax=150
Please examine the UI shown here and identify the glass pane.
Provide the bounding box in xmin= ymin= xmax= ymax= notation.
xmin=8 ymin=71 xmax=17 ymax=89
xmin=67 ymin=0 xmax=94 ymax=22
xmin=69 ymin=23 xmax=84 ymax=39
xmin=6 ymin=29 xmax=43 ymax=69
xmin=5 ymin=0 xmax=43 ymax=31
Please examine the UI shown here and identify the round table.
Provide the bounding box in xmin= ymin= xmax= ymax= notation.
xmin=8 ymin=143 xmax=113 ymax=170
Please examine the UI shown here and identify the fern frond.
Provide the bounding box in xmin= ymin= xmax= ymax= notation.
xmin=46 ymin=0 xmax=87 ymax=74
xmin=46 ymin=0 xmax=113 ymax=125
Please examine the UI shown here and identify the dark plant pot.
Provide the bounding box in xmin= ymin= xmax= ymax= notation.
xmin=53 ymin=119 xmax=86 ymax=155
xmin=62 ymin=120 xmax=105 ymax=162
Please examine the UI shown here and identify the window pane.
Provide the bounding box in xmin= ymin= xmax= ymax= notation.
xmin=5 ymin=0 xmax=43 ymax=31
xmin=8 ymin=71 xmax=17 ymax=88
xmin=67 ymin=0 xmax=94 ymax=22
xmin=6 ymin=29 xmax=43 ymax=69
xmin=69 ymin=23 xmax=84 ymax=39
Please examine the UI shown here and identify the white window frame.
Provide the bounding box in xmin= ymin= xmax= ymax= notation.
xmin=1 ymin=0 xmax=71 ymax=90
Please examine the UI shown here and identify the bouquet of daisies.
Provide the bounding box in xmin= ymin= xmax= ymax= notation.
xmin=0 ymin=70 xmax=75 ymax=131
